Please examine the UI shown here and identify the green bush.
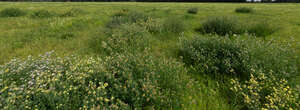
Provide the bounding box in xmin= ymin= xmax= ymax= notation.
xmin=179 ymin=36 xmax=298 ymax=79
xmin=231 ymin=70 xmax=300 ymax=110
xmin=0 ymin=8 xmax=26 ymax=17
xmin=102 ymin=23 xmax=151 ymax=54
xmin=31 ymin=10 xmax=55 ymax=18
xmin=107 ymin=11 xmax=149 ymax=29
xmin=247 ymin=22 xmax=276 ymax=37
xmin=179 ymin=36 xmax=250 ymax=78
xmin=60 ymin=8 xmax=84 ymax=17
xmin=187 ymin=7 xmax=198 ymax=14
xmin=235 ymin=7 xmax=254 ymax=13
xmin=0 ymin=51 xmax=190 ymax=109
xmin=200 ymin=16 xmax=241 ymax=36
xmin=162 ymin=17 xmax=186 ymax=33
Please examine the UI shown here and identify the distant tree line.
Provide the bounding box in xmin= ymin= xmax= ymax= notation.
xmin=0 ymin=0 xmax=299 ymax=2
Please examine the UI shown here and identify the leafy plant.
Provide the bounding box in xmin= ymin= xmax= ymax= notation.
xmin=179 ymin=36 xmax=250 ymax=78
xmin=199 ymin=16 xmax=242 ymax=36
xmin=0 ymin=8 xmax=26 ymax=17
xmin=102 ymin=23 xmax=151 ymax=54
xmin=247 ymin=22 xmax=276 ymax=38
xmin=0 ymin=51 xmax=190 ymax=109
xmin=235 ymin=7 xmax=254 ymax=13
xmin=187 ymin=7 xmax=198 ymax=14
xmin=179 ymin=35 xmax=298 ymax=80
xmin=231 ymin=70 xmax=300 ymax=110
xmin=31 ymin=10 xmax=55 ymax=18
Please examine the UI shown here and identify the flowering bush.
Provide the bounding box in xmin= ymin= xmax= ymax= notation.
xmin=230 ymin=69 xmax=300 ymax=110
xmin=0 ymin=51 xmax=189 ymax=109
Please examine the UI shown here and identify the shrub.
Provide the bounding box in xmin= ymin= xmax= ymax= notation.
xmin=179 ymin=36 xmax=298 ymax=79
xmin=231 ymin=70 xmax=300 ymax=110
xmin=102 ymin=23 xmax=151 ymax=54
xmin=200 ymin=16 xmax=241 ymax=36
xmin=107 ymin=11 xmax=149 ymax=29
xmin=187 ymin=7 xmax=198 ymax=14
xmin=179 ymin=36 xmax=250 ymax=78
xmin=31 ymin=10 xmax=55 ymax=18
xmin=60 ymin=32 xmax=75 ymax=39
xmin=247 ymin=22 xmax=276 ymax=38
xmin=60 ymin=8 xmax=84 ymax=17
xmin=162 ymin=17 xmax=186 ymax=33
xmin=0 ymin=8 xmax=26 ymax=17
xmin=235 ymin=7 xmax=253 ymax=13
xmin=0 ymin=51 xmax=189 ymax=109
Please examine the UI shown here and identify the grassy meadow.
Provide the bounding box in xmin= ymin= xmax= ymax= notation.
xmin=0 ymin=2 xmax=299 ymax=110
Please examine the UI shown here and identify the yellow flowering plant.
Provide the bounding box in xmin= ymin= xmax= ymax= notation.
xmin=0 ymin=51 xmax=190 ymax=109
xmin=230 ymin=70 xmax=300 ymax=110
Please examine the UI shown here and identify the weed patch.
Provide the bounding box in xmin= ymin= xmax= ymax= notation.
xmin=0 ymin=8 xmax=26 ymax=17
xmin=0 ymin=51 xmax=190 ymax=109
xmin=235 ymin=7 xmax=254 ymax=13
xmin=199 ymin=16 xmax=242 ymax=36
xmin=187 ymin=7 xmax=198 ymax=14
xmin=31 ymin=10 xmax=55 ymax=18
xmin=247 ymin=22 xmax=276 ymax=38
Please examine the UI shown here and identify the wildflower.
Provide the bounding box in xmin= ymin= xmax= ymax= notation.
xmin=104 ymin=83 xmax=108 ymax=88
xmin=5 ymin=69 xmax=9 ymax=73
xmin=104 ymin=98 xmax=109 ymax=102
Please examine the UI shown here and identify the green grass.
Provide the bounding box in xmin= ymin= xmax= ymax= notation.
xmin=1 ymin=3 xmax=300 ymax=64
xmin=0 ymin=2 xmax=299 ymax=109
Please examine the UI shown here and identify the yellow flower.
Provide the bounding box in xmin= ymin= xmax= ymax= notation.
xmin=5 ymin=69 xmax=9 ymax=73
xmin=104 ymin=83 xmax=108 ymax=88
xmin=104 ymin=98 xmax=110 ymax=102
xmin=261 ymin=108 xmax=268 ymax=110
xmin=0 ymin=86 xmax=8 ymax=93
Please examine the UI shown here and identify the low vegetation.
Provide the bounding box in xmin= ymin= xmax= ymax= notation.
xmin=0 ymin=3 xmax=299 ymax=110
xmin=162 ymin=17 xmax=186 ymax=33
xmin=187 ymin=7 xmax=198 ymax=14
xmin=0 ymin=8 xmax=26 ymax=17
xmin=199 ymin=16 xmax=241 ymax=36
xmin=231 ymin=70 xmax=300 ymax=110
xmin=235 ymin=7 xmax=254 ymax=13
xmin=247 ymin=22 xmax=276 ymax=38
xmin=0 ymin=51 xmax=191 ymax=109
xmin=31 ymin=10 xmax=55 ymax=18
xmin=60 ymin=8 xmax=85 ymax=17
